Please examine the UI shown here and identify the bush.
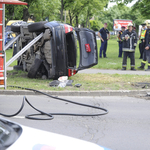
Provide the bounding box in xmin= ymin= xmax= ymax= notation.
xmin=90 ymin=20 xmax=103 ymax=31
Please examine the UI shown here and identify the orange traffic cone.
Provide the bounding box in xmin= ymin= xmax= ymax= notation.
xmin=0 ymin=53 xmax=4 ymax=85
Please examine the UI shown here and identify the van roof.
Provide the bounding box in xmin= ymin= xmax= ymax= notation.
xmin=6 ymin=20 xmax=23 ymax=26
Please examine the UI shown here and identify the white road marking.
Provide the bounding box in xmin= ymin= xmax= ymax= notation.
xmin=13 ymin=116 xmax=25 ymax=119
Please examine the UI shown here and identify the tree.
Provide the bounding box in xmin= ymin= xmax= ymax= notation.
xmin=97 ymin=4 xmax=144 ymax=31
xmin=28 ymin=0 xmax=60 ymax=22
xmin=132 ymin=0 xmax=150 ymax=19
xmin=5 ymin=0 xmax=60 ymax=22
xmin=109 ymin=0 xmax=134 ymax=4
xmin=76 ymin=0 xmax=108 ymax=28
xmin=5 ymin=0 xmax=36 ymax=22
xmin=90 ymin=19 xmax=103 ymax=31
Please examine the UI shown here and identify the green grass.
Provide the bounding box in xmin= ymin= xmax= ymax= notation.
xmin=6 ymin=49 xmax=17 ymax=67
xmin=6 ymin=70 xmax=150 ymax=91
xmin=3 ymin=38 xmax=150 ymax=91
xmin=95 ymin=38 xmax=143 ymax=70
xmin=5 ymin=38 xmax=143 ymax=70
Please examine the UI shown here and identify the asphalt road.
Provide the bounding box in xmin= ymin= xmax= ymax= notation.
xmin=0 ymin=95 xmax=150 ymax=150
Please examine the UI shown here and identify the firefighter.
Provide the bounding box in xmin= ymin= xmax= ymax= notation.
xmin=121 ymin=23 xmax=137 ymax=70
xmin=117 ymin=26 xmax=125 ymax=57
xmin=138 ymin=22 xmax=148 ymax=70
xmin=144 ymin=20 xmax=150 ymax=71
xmin=139 ymin=23 xmax=147 ymax=60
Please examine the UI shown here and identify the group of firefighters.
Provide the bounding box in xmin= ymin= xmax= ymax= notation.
xmin=98 ymin=21 xmax=150 ymax=71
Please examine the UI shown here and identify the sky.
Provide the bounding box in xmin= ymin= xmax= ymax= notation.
xmin=108 ymin=0 xmax=138 ymax=8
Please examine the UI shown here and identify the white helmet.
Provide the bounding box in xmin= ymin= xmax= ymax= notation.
xmin=127 ymin=23 xmax=133 ymax=27
xmin=146 ymin=20 xmax=150 ymax=27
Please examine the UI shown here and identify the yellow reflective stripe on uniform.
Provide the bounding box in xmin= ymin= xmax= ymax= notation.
xmin=142 ymin=60 xmax=146 ymax=64
xmin=141 ymin=30 xmax=146 ymax=39
xmin=148 ymin=63 xmax=150 ymax=66
xmin=118 ymin=31 xmax=122 ymax=40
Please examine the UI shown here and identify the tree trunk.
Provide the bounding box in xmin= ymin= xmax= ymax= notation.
xmin=23 ymin=8 xmax=30 ymax=21
xmin=69 ymin=10 xmax=72 ymax=25
xmin=61 ymin=0 xmax=63 ymax=22
xmin=42 ymin=10 xmax=44 ymax=20
xmin=76 ymin=15 xmax=78 ymax=27
xmin=86 ymin=10 xmax=89 ymax=28
xmin=89 ymin=17 xmax=90 ymax=29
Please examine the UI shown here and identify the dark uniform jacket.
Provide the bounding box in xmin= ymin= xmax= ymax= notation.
xmin=118 ymin=30 xmax=123 ymax=43
xmin=145 ymin=29 xmax=150 ymax=48
xmin=121 ymin=29 xmax=137 ymax=52
xmin=99 ymin=27 xmax=109 ymax=41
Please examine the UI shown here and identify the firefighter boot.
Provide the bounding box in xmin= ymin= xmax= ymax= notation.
xmin=138 ymin=66 xmax=144 ymax=70
xmin=131 ymin=67 xmax=136 ymax=71
xmin=138 ymin=61 xmax=146 ymax=70
xmin=122 ymin=67 xmax=126 ymax=70
xmin=145 ymin=66 xmax=150 ymax=71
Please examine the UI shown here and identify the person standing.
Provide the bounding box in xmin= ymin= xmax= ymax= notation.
xmin=98 ymin=23 xmax=110 ymax=58
xmin=138 ymin=22 xmax=150 ymax=70
xmin=117 ymin=26 xmax=125 ymax=57
xmin=142 ymin=20 xmax=150 ymax=71
xmin=121 ymin=23 xmax=137 ymax=70
xmin=139 ymin=23 xmax=147 ymax=59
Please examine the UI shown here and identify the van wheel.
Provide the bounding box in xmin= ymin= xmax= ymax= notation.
xmin=28 ymin=58 xmax=42 ymax=78
xmin=11 ymin=25 xmax=20 ymax=33
xmin=11 ymin=21 xmax=26 ymax=33
xmin=28 ymin=21 xmax=48 ymax=32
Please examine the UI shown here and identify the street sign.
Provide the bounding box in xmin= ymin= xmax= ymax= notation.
xmin=113 ymin=19 xmax=133 ymax=31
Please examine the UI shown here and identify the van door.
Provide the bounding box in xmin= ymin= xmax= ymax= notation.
xmin=75 ymin=28 xmax=98 ymax=70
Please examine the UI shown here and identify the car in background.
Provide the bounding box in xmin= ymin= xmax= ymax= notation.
xmin=109 ymin=31 xmax=115 ymax=35
xmin=5 ymin=31 xmax=14 ymax=49
xmin=0 ymin=118 xmax=111 ymax=150
xmin=95 ymin=31 xmax=99 ymax=38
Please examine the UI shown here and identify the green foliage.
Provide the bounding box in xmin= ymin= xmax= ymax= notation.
xmin=109 ymin=0 xmax=134 ymax=4
xmin=4 ymin=0 xmax=146 ymax=33
xmin=132 ymin=0 xmax=150 ymax=19
xmin=98 ymin=4 xmax=144 ymax=31
xmin=28 ymin=0 xmax=60 ymax=21
xmin=5 ymin=0 xmax=60 ymax=22
xmin=96 ymin=39 xmax=142 ymax=70
xmin=62 ymin=0 xmax=108 ymax=27
xmin=90 ymin=20 xmax=103 ymax=31
xmin=78 ymin=0 xmax=108 ymax=27
xmin=5 ymin=5 xmax=26 ymax=22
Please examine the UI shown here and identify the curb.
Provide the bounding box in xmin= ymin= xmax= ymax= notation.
xmin=0 ymin=90 xmax=149 ymax=97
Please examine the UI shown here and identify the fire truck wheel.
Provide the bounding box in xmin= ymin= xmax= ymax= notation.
xmin=28 ymin=58 xmax=42 ymax=78
xmin=28 ymin=21 xmax=48 ymax=32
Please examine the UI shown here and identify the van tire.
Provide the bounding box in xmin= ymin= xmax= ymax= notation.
xmin=28 ymin=21 xmax=48 ymax=33
xmin=28 ymin=58 xmax=42 ymax=78
xmin=11 ymin=25 xmax=20 ymax=33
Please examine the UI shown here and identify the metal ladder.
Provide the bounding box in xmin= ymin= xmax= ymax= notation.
xmin=0 ymin=52 xmax=6 ymax=89
xmin=0 ymin=4 xmax=6 ymax=89
xmin=0 ymin=4 xmax=44 ymax=89
xmin=0 ymin=32 xmax=43 ymax=89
